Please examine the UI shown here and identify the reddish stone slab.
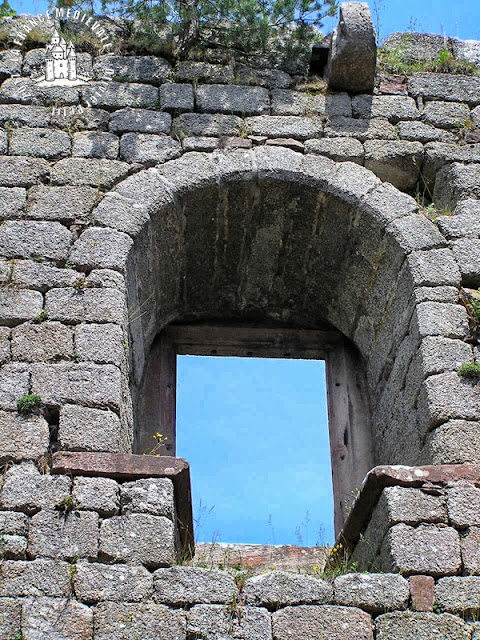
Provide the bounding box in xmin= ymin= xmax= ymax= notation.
xmin=409 ymin=575 xmax=435 ymax=612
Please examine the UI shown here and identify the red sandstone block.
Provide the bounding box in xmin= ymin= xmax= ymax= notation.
xmin=409 ymin=575 xmax=435 ymax=611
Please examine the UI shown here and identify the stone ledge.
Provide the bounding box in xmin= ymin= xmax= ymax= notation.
xmin=51 ymin=451 xmax=194 ymax=556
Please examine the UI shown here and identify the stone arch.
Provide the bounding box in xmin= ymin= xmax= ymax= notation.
xmin=70 ymin=146 xmax=475 ymax=529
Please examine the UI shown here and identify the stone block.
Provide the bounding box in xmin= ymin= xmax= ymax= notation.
xmin=423 ymin=142 xmax=480 ymax=187
xmin=51 ymin=157 xmax=129 ymax=189
xmin=0 ymin=512 xmax=28 ymax=536
xmin=434 ymin=162 xmax=480 ymax=209
xmin=246 ymin=115 xmax=323 ymax=140
xmin=423 ymin=101 xmax=471 ymax=129
xmin=0 ymin=156 xmax=49 ymax=187
xmin=177 ymin=60 xmax=233 ymax=84
xmin=419 ymin=372 xmax=480 ymax=427
xmin=99 ymin=513 xmax=175 ymax=568
xmin=0 ymin=220 xmax=72 ymax=261
xmin=45 ymin=288 xmax=126 ymax=324
xmin=435 ymin=576 xmax=480 ymax=614
xmin=409 ymin=575 xmax=435 ymax=612
xmin=397 ymin=120 xmax=456 ymax=143
xmin=409 ymin=73 xmax=480 ymax=106
xmin=0 ymin=461 xmax=70 ymax=513
xmin=22 ymin=597 xmax=93 ymax=640
xmin=28 ymin=509 xmax=99 ymax=560
xmin=0 ymin=104 xmax=50 ymax=128
xmin=0 ymin=326 xmax=9 ymax=363
xmin=5 ymin=260 xmax=78 ymax=292
xmin=324 ymin=117 xmax=396 ymax=141
xmin=352 ymin=95 xmax=419 ymax=122
xmin=175 ymin=113 xmax=243 ymax=137
xmin=0 ymin=410 xmax=49 ymax=463
xmin=196 ymin=84 xmax=269 ymax=116
xmin=234 ymin=65 xmax=292 ymax=89
xmin=72 ymin=476 xmax=120 ymax=516
xmin=69 ymin=227 xmax=133 ymax=271
xmin=121 ymin=477 xmax=175 ymax=519
xmin=94 ymin=602 xmax=186 ymax=640
xmin=160 ymin=83 xmax=194 ymax=113
xmin=82 ymin=81 xmax=159 ymax=110
xmin=437 ymin=210 xmax=480 ymax=239
xmin=2 ymin=535 xmax=27 ymax=560
xmin=334 ymin=573 xmax=409 ymax=614
xmin=273 ymin=605 xmax=373 ymax=640
xmin=183 ymin=136 xmax=219 ymax=152
xmin=427 ymin=421 xmax=480 ymax=465
xmin=0 ymin=187 xmax=26 ymax=219
xmin=407 ymin=250 xmax=461 ymax=287
xmin=271 ymin=90 xmax=351 ymax=116
xmin=51 ymin=107 xmax=110 ymax=132
xmin=72 ymin=131 xmax=119 ymax=159
xmin=109 ymin=107 xmax=172 ymax=134
xmin=86 ymin=269 xmax=125 ymax=291
xmin=75 ymin=323 xmax=124 ymax=366
xmin=11 ymin=321 xmax=73 ymax=362
xmin=31 ymin=362 xmax=122 ymax=411
xmin=0 ymin=597 xmax=21 ymax=639
xmin=375 ymin=611 xmax=471 ymax=640
xmin=9 ymin=128 xmax=71 ymax=159
xmin=244 ymin=571 xmax=332 ymax=608
xmin=447 ymin=481 xmax=480 ymax=528
xmin=380 ymin=523 xmax=461 ymax=576
xmin=0 ymin=559 xmax=71 ymax=597
xmin=461 ymin=526 xmax=480 ymax=574
xmin=304 ymin=137 xmax=364 ymax=163
xmin=189 ymin=604 xmax=272 ymax=640
xmin=74 ymin=562 xmax=153 ymax=603
xmin=26 ymin=185 xmax=99 ymax=222
xmin=153 ymin=567 xmax=237 ymax=605
xmin=419 ymin=336 xmax=473 ymax=376
xmin=0 ymin=363 xmax=29 ymax=410
xmin=119 ymin=132 xmax=182 ymax=164
xmin=0 ymin=129 xmax=6 ymax=154
xmin=94 ymin=55 xmax=172 ymax=85
xmin=412 ymin=303 xmax=468 ymax=339
xmin=0 ymin=49 xmax=22 ymax=80
xmin=452 ymin=238 xmax=480 ymax=287
xmin=59 ymin=403 xmax=124 ymax=452
xmin=364 ymin=140 xmax=423 ymax=191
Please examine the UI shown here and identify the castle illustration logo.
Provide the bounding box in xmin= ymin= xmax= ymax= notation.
xmin=34 ymin=28 xmax=92 ymax=87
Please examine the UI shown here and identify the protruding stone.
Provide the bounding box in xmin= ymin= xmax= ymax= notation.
xmin=121 ymin=478 xmax=175 ymax=519
xmin=409 ymin=575 xmax=435 ymax=612
xmin=0 ymin=410 xmax=49 ymax=463
xmin=72 ymin=476 xmax=120 ymax=517
xmin=153 ymin=567 xmax=237 ymax=605
xmin=334 ymin=573 xmax=409 ymax=613
xmin=74 ymin=562 xmax=153 ymax=603
xmin=59 ymin=404 xmax=124 ymax=453
xmin=244 ymin=571 xmax=332 ymax=608
xmin=0 ymin=462 xmax=71 ymax=514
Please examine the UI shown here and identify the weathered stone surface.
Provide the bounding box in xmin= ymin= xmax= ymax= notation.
xmin=4 ymin=260 xmax=78 ymax=292
xmin=0 ymin=155 xmax=49 ymax=187
xmin=69 ymin=227 xmax=133 ymax=270
xmin=94 ymin=602 xmax=186 ymax=640
xmin=0 ymin=186 xmax=26 ymax=219
xmin=0 ymin=77 xmax=80 ymax=106
xmin=325 ymin=117 xmax=396 ymax=141
xmin=436 ymin=210 xmax=480 ymax=239
xmin=0 ymin=104 xmax=50 ymax=127
xmin=0 ymin=462 xmax=71 ymax=513
xmin=427 ymin=421 xmax=480 ymax=465
xmin=434 ymin=162 xmax=480 ymax=209
xmin=271 ymin=90 xmax=351 ymax=116
xmin=419 ymin=336 xmax=473 ymax=376
xmin=397 ymin=120 xmax=457 ymax=143
xmin=26 ymin=185 xmax=99 ymax=222
xmin=447 ymin=481 xmax=480 ymax=528
xmin=11 ymin=321 xmax=73 ymax=362
xmin=82 ymin=81 xmax=159 ymax=110
xmin=74 ymin=562 xmax=153 ymax=603
xmin=0 ymin=597 xmax=21 ymax=639
xmin=121 ymin=477 xmax=175 ymax=518
xmin=0 ymin=220 xmax=71 ymax=261
xmin=72 ymin=131 xmax=119 ymax=159
xmin=423 ymin=101 xmax=471 ymax=129
xmin=452 ymin=238 xmax=480 ymax=286
xmin=0 ymin=559 xmax=70 ymax=597
xmin=381 ymin=523 xmax=461 ymax=576
xmin=176 ymin=61 xmax=233 ymax=84
xmin=75 ymin=323 xmax=124 ymax=366
xmin=412 ymin=302 xmax=467 ymax=341
xmin=72 ymin=476 xmax=120 ymax=516
xmin=0 ymin=326 xmax=9 ymax=363
xmin=1 ymin=534 xmax=27 ymax=560
xmin=31 ymin=362 xmax=122 ymax=410
xmin=176 ymin=112 xmax=243 ymax=137
xmin=23 ymin=48 xmax=92 ymax=78
xmin=326 ymin=2 xmax=376 ymax=93
xmin=461 ymin=526 xmax=480 ymax=574
xmin=409 ymin=72 xmax=480 ymax=106
xmin=0 ymin=410 xmax=49 ymax=463
xmin=0 ymin=512 xmax=28 ymax=536
xmin=0 ymin=129 xmax=6 ymax=154
xmin=109 ymin=107 xmax=172 ymax=134
xmin=45 ymin=288 xmax=125 ymax=324
xmin=364 ymin=140 xmax=423 ymax=190
xmin=189 ymin=604 xmax=272 ymax=640
xmin=234 ymin=65 xmax=292 ymax=89
xmin=86 ymin=268 xmax=125 ymax=291
xmin=196 ymin=84 xmax=270 ymax=116
xmin=246 ymin=115 xmax=323 ymax=140
xmin=59 ymin=403 xmax=124 ymax=452
xmin=380 ymin=486 xmax=447 ymax=525
xmin=334 ymin=573 xmax=409 ymax=613
xmin=153 ymin=567 xmax=237 ymax=605
xmin=94 ymin=55 xmax=172 ymax=85
xmin=435 ymin=576 xmax=480 ymax=614
xmin=120 ymin=132 xmax=182 ymax=164
xmin=51 ymin=157 xmax=129 ymax=189
xmin=409 ymin=575 xmax=435 ymax=612
xmin=244 ymin=571 xmax=332 ymax=608
xmin=28 ymin=509 xmax=99 ymax=560
xmin=407 ymin=250 xmax=461 ymax=288
xmin=375 ymin=611 xmax=471 ymax=639
xmin=352 ymin=95 xmax=419 ymax=122
xmin=9 ymin=127 xmax=71 ymax=159
xmin=22 ymin=597 xmax=93 ymax=640
xmin=99 ymin=513 xmax=175 ymax=568
xmin=0 ymin=363 xmax=29 ymax=410
xmin=183 ymin=136 xmax=219 ymax=152
xmin=160 ymin=83 xmax=194 ymax=113
xmin=0 ymin=49 xmax=22 ymax=81
xmin=419 ymin=372 xmax=480 ymax=428
xmin=423 ymin=141 xmax=480 ymax=186
xmin=305 ymin=137 xmax=364 ymax=163
xmin=273 ymin=605 xmax=373 ymax=640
